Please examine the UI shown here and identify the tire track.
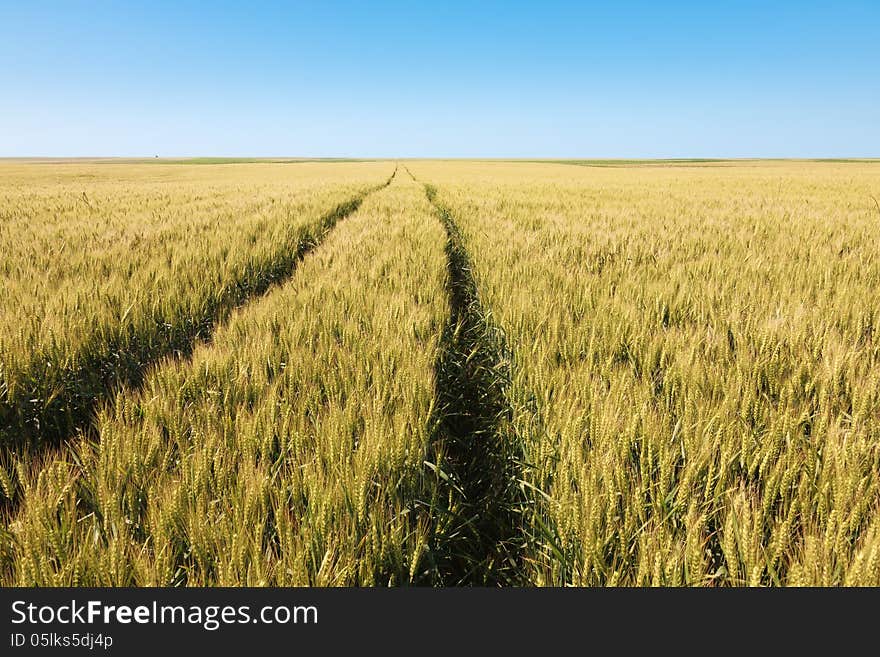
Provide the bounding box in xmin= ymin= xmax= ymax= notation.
xmin=420 ymin=181 xmax=529 ymax=585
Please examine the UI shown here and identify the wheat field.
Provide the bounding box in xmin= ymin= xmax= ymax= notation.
xmin=2 ymin=159 xmax=879 ymax=586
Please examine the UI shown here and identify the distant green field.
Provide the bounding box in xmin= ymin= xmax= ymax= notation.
xmin=547 ymin=158 xmax=731 ymax=166
xmin=531 ymin=158 xmax=879 ymax=168
xmin=162 ymin=157 xmax=368 ymax=165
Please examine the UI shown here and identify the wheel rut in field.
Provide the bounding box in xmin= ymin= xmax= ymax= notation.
xmin=0 ymin=167 xmax=397 ymax=512
xmin=421 ymin=182 xmax=528 ymax=585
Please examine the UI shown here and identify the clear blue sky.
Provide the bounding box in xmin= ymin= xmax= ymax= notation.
xmin=1 ymin=1 xmax=878 ymax=158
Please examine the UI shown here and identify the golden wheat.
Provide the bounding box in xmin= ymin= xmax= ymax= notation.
xmin=4 ymin=159 xmax=879 ymax=587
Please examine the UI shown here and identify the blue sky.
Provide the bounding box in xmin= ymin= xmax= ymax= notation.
xmin=1 ymin=1 xmax=877 ymax=157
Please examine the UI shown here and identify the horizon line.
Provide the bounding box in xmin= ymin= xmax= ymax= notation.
xmin=2 ymin=156 xmax=879 ymax=162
